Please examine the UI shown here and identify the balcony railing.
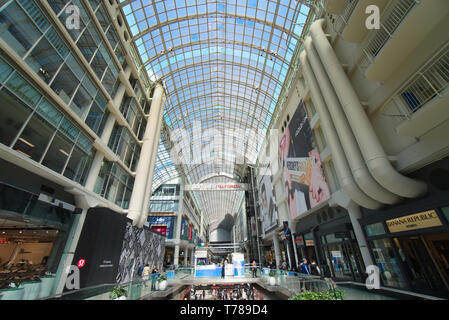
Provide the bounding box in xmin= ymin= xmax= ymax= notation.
xmin=333 ymin=0 xmax=360 ymax=35
xmin=359 ymin=0 xmax=419 ymax=69
xmin=392 ymin=45 xmax=449 ymax=117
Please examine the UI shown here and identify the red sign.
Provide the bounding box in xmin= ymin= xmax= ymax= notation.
xmin=188 ymin=224 xmax=193 ymax=241
xmin=0 ymin=238 xmax=8 ymax=244
xmin=77 ymin=259 xmax=86 ymax=268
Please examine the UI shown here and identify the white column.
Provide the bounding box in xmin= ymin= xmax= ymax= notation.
xmin=174 ymin=244 xmax=180 ymax=267
xmin=53 ymin=209 xmax=88 ymax=294
xmin=84 ymin=152 xmax=104 ymax=192
xmin=285 ymin=240 xmax=292 ymax=270
xmin=127 ymin=83 xmax=165 ymax=225
xmin=184 ymin=247 xmax=188 ymax=266
xmin=272 ymin=233 xmax=281 ymax=269
xmin=292 ymin=235 xmax=299 ymax=269
xmin=347 ymin=202 xmax=374 ymax=268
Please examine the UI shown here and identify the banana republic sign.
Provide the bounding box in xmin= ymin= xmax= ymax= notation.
xmin=386 ymin=210 xmax=443 ymax=233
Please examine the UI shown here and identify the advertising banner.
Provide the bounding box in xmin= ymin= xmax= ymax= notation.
xmin=147 ymin=215 xmax=175 ymax=238
xmin=232 ymin=253 xmax=245 ymax=277
xmin=279 ymin=100 xmax=330 ymax=220
xmin=258 ymin=166 xmax=277 ymax=233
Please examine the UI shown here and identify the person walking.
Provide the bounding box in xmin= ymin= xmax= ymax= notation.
xmin=151 ymin=265 xmax=159 ymax=290
xmin=310 ymin=259 xmax=321 ymax=276
xmin=300 ymin=258 xmax=311 ymax=275
xmin=251 ymin=260 xmax=257 ymax=278
xmin=142 ymin=264 xmax=150 ymax=286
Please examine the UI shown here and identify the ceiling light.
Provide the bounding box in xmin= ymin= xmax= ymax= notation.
xmin=18 ymin=138 xmax=35 ymax=148
xmin=59 ymin=149 xmax=69 ymax=157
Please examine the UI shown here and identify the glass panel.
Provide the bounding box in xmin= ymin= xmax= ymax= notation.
xmin=0 ymin=57 xmax=14 ymax=83
xmin=370 ymin=238 xmax=408 ymax=289
xmin=70 ymin=85 xmax=93 ymax=118
xmin=5 ymin=72 xmax=42 ymax=107
xmin=365 ymin=222 xmax=386 ymax=237
xmin=25 ymin=36 xmax=63 ymax=84
xmin=50 ymin=64 xmax=79 ymax=105
xmin=13 ymin=113 xmax=55 ymax=161
xmin=85 ymin=101 xmax=106 ymax=134
xmin=42 ymin=133 xmax=74 ymax=173
xmin=0 ymin=88 xmax=33 ymax=146
xmin=17 ymin=0 xmax=50 ymax=32
xmin=0 ymin=1 xmax=42 ymax=57
xmin=441 ymin=207 xmax=449 ymax=224
xmin=35 ymin=98 xmax=63 ymax=127
xmin=90 ymin=45 xmax=107 ymax=80
xmin=64 ymin=144 xmax=93 ymax=185
xmin=76 ymin=28 xmax=97 ymax=62
xmin=326 ymin=243 xmax=352 ymax=280
xmin=59 ymin=118 xmax=80 ymax=142
xmin=45 ymin=27 xmax=69 ymax=58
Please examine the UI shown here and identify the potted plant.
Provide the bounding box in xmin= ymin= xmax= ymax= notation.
xmin=110 ymin=286 xmax=127 ymax=300
xmin=268 ymin=270 xmax=276 ymax=286
xmin=157 ymin=273 xmax=167 ymax=291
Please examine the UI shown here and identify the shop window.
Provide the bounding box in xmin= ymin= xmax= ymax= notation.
xmin=0 ymin=88 xmax=33 ymax=147
xmin=0 ymin=1 xmax=42 ymax=57
xmin=365 ymin=222 xmax=386 ymax=237
xmin=370 ymin=238 xmax=408 ymax=289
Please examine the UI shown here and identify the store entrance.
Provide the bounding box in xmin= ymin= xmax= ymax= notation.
xmin=393 ymin=233 xmax=449 ymax=296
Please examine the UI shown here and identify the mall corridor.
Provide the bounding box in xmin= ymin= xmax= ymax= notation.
xmin=0 ymin=0 xmax=448 ymax=304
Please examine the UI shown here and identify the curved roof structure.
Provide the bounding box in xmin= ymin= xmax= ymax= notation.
xmin=120 ymin=0 xmax=315 ymax=227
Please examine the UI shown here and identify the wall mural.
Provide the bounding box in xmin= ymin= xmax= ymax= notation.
xmin=278 ymin=99 xmax=330 ymax=220
xmin=116 ymin=222 xmax=166 ymax=284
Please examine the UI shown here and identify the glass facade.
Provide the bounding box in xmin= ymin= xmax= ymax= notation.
xmin=149 ymin=200 xmax=179 ymax=212
xmin=0 ymin=56 xmax=94 ymax=186
xmin=48 ymin=0 xmax=125 ymax=96
xmin=0 ymin=0 xmax=110 ymax=137
xmin=94 ymin=160 xmax=134 ymax=209
xmin=108 ymin=124 xmax=141 ymax=172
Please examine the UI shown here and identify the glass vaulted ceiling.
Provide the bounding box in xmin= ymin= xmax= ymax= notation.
xmin=120 ymin=0 xmax=314 ymax=224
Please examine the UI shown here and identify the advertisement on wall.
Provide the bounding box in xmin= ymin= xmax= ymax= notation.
xmin=147 ymin=215 xmax=175 ymax=239
xmin=278 ymin=99 xmax=330 ymax=220
xmin=258 ymin=166 xmax=277 ymax=233
xmin=180 ymin=217 xmax=190 ymax=241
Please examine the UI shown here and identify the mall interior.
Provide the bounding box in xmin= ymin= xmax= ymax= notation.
xmin=0 ymin=0 xmax=448 ymax=301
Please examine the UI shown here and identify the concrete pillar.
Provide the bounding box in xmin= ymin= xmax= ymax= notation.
xmin=292 ymin=235 xmax=299 ymax=270
xmin=285 ymin=240 xmax=292 ymax=270
xmin=84 ymin=152 xmax=104 ymax=192
xmin=53 ymin=209 xmax=88 ymax=294
xmin=272 ymin=233 xmax=281 ymax=269
xmin=174 ymin=243 xmax=180 ymax=267
xmin=184 ymin=247 xmax=188 ymax=266
xmin=137 ymin=89 xmax=166 ymax=228
xmin=127 ymin=84 xmax=165 ymax=225
xmin=347 ymin=202 xmax=373 ymax=269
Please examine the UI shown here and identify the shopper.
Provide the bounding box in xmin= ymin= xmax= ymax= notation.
xmin=221 ymin=259 xmax=225 ymax=278
xmin=251 ymin=260 xmax=257 ymax=278
xmin=281 ymin=260 xmax=287 ymax=271
xmin=142 ymin=264 xmax=150 ymax=286
xmin=300 ymin=258 xmax=311 ymax=275
xmin=151 ymin=265 xmax=159 ymax=290
xmin=310 ymin=259 xmax=321 ymax=276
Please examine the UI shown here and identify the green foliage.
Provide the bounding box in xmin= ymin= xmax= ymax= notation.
xmin=288 ymin=289 xmax=346 ymax=300
xmin=109 ymin=286 xmax=127 ymax=299
xmin=157 ymin=273 xmax=167 ymax=282
xmin=269 ymin=270 xmax=275 ymax=277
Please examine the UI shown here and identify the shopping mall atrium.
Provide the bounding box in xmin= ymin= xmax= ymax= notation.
xmin=0 ymin=0 xmax=448 ymax=303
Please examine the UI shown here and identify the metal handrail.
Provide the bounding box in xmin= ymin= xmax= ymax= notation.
xmin=333 ymin=0 xmax=359 ymax=35
xmin=359 ymin=0 xmax=419 ymax=70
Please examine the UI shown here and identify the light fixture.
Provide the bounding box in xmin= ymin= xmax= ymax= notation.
xmin=18 ymin=138 xmax=35 ymax=148
xmin=59 ymin=149 xmax=69 ymax=157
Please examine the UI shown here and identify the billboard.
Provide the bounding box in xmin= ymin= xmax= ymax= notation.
xmin=147 ymin=215 xmax=175 ymax=238
xmin=279 ymin=100 xmax=330 ymax=220
xmin=258 ymin=166 xmax=277 ymax=233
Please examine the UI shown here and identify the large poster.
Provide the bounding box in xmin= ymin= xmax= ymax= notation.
xmin=279 ymin=100 xmax=330 ymax=220
xmin=258 ymin=166 xmax=277 ymax=233
xmin=147 ymin=215 xmax=175 ymax=238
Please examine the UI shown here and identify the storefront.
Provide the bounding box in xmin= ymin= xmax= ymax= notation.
xmin=361 ymin=206 xmax=449 ymax=298
xmin=294 ymin=205 xmax=365 ymax=282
